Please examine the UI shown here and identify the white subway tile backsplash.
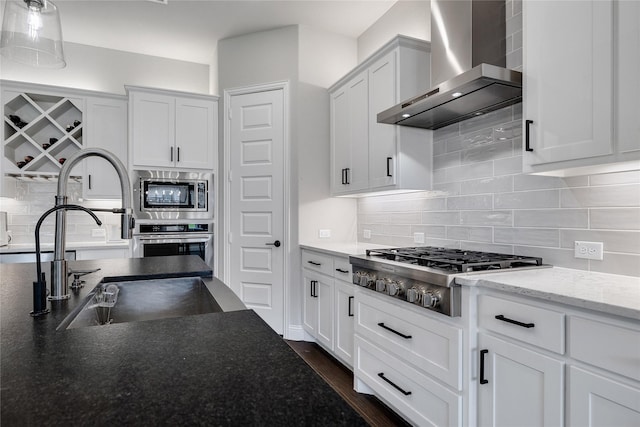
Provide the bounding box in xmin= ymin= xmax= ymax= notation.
xmin=422 ymin=211 xmax=461 ymax=225
xmin=434 ymin=123 xmax=460 ymax=142
xmin=433 ymin=152 xmax=462 ymax=170
xmin=412 ymin=225 xmax=447 ymax=239
xmin=382 ymin=224 xmax=412 ymax=236
xmin=514 ymin=174 xmax=587 ymax=191
xmin=495 ymin=189 xmax=560 ymax=209
xmin=513 ymin=246 xmax=589 ymax=271
xmin=432 ymin=182 xmax=462 ymax=196
xmin=590 ymin=208 xmax=640 ymax=230
xmin=461 ymin=176 xmax=514 ymax=195
xmin=514 ymin=209 xmax=588 ymax=228
xmin=461 ymin=242 xmax=513 ymax=254
xmin=461 ymin=140 xmax=513 ymax=164
xmin=560 ymin=229 xmax=640 ymax=254
xmin=561 ymin=185 xmax=640 ymax=208
xmin=512 ymin=30 xmax=523 ymax=51
xmin=460 ymin=210 xmax=513 ymax=226
xmin=589 ymin=170 xmax=640 ymax=186
xmin=495 ymin=227 xmax=560 ymax=247
xmin=589 ymin=253 xmax=640 ymax=277
xmin=433 ymin=140 xmax=447 ymax=156
xmin=493 ymin=156 xmax=522 ymax=176
xmin=447 ymin=194 xmax=493 ymax=210
xmin=460 ymin=107 xmax=513 ymax=135
xmin=445 ymin=160 xmax=494 ymax=182
xmin=447 ymin=226 xmax=493 ymax=242
xmin=387 ymin=212 xmax=422 ymax=225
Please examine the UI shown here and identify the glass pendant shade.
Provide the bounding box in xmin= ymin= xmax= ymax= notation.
xmin=0 ymin=0 xmax=66 ymax=68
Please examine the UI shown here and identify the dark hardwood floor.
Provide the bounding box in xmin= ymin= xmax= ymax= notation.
xmin=286 ymin=340 xmax=411 ymax=427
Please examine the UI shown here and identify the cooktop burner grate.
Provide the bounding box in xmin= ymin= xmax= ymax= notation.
xmin=365 ymin=247 xmax=543 ymax=273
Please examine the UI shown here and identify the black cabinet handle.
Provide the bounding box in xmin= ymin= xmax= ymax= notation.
xmin=307 ymin=261 xmax=321 ymax=266
xmin=386 ymin=157 xmax=393 ymax=177
xmin=480 ymin=349 xmax=489 ymax=384
xmin=378 ymin=373 xmax=411 ymax=396
xmin=495 ymin=314 xmax=535 ymax=328
xmin=348 ymin=296 xmax=354 ymax=317
xmin=177 ymin=146 xmax=180 ymax=162
xmin=525 ymin=119 xmax=534 ymax=152
xmin=310 ymin=280 xmax=318 ymax=298
xmin=170 ymin=146 xmax=174 ymax=162
xmin=345 ymin=168 xmax=350 ymax=185
xmin=88 ymin=174 xmax=92 ymax=190
xmin=336 ymin=268 xmax=349 ymax=274
xmin=377 ymin=322 xmax=412 ymax=339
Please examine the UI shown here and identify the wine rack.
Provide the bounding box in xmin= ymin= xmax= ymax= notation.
xmin=3 ymin=91 xmax=83 ymax=174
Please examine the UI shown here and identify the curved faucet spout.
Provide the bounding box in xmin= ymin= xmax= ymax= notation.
xmin=52 ymin=148 xmax=134 ymax=300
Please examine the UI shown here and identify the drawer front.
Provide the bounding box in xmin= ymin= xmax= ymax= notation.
xmin=301 ymin=250 xmax=334 ymax=276
xmin=478 ymin=294 xmax=565 ymax=354
xmin=355 ymin=335 xmax=462 ymax=427
xmin=355 ymin=289 xmax=462 ymax=389
xmin=333 ymin=257 xmax=352 ymax=281
xmin=569 ymin=315 xmax=640 ymax=381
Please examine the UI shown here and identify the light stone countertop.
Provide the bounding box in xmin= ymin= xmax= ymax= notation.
xmin=299 ymin=242 xmax=392 ymax=258
xmin=456 ymin=267 xmax=640 ymax=320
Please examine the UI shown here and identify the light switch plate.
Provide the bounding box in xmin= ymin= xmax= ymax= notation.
xmin=574 ymin=241 xmax=603 ymax=260
xmin=363 ymin=229 xmax=371 ymax=239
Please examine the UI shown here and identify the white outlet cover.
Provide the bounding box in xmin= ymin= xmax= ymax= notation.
xmin=363 ymin=229 xmax=371 ymax=239
xmin=413 ymin=232 xmax=425 ymax=244
xmin=574 ymin=241 xmax=604 ymax=260
xmin=318 ymin=229 xmax=331 ymax=238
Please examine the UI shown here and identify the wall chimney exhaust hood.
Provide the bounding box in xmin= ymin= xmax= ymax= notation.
xmin=378 ymin=0 xmax=522 ymax=130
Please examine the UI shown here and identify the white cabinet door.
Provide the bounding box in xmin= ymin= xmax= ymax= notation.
xmin=368 ymin=50 xmax=397 ymax=190
xmin=334 ymin=280 xmax=355 ymax=367
xmin=617 ymin=0 xmax=640 ymax=155
xmin=131 ymin=92 xmax=175 ymax=168
xmin=84 ymin=96 xmax=127 ymax=199
xmin=316 ymin=274 xmax=334 ymax=351
xmin=175 ymin=97 xmax=215 ymax=170
xmin=302 ymin=270 xmax=319 ymax=337
xmin=568 ymin=366 xmax=640 ymax=427
xmin=330 ymin=86 xmax=350 ymax=195
xmin=523 ymin=0 xmax=614 ymax=168
xmin=478 ymin=333 xmax=564 ymax=427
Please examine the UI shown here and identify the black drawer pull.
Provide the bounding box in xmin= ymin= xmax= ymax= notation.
xmin=307 ymin=261 xmax=321 ymax=266
xmin=495 ymin=314 xmax=535 ymax=328
xmin=386 ymin=157 xmax=393 ymax=177
xmin=378 ymin=322 xmax=412 ymax=339
xmin=310 ymin=280 xmax=318 ymax=298
xmin=348 ymin=296 xmax=354 ymax=317
xmin=480 ymin=349 xmax=489 ymax=384
xmin=344 ymin=168 xmax=350 ymax=185
xmin=378 ymin=373 xmax=411 ymax=396
xmin=336 ymin=268 xmax=349 ymax=274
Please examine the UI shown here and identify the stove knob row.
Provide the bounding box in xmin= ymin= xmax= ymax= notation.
xmin=353 ymin=271 xmax=376 ymax=288
xmin=406 ymin=286 xmax=441 ymax=308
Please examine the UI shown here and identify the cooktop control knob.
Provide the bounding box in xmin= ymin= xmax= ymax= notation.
xmin=422 ymin=290 xmax=441 ymax=308
xmin=406 ymin=287 xmax=419 ymax=303
xmin=387 ymin=280 xmax=405 ymax=296
xmin=375 ymin=278 xmax=387 ymax=293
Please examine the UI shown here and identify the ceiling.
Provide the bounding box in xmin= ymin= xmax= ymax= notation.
xmin=51 ymin=0 xmax=398 ymax=64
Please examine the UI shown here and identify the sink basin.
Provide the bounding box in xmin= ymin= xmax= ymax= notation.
xmin=59 ymin=276 xmax=222 ymax=330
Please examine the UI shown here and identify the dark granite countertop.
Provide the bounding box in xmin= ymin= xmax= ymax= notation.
xmin=1 ymin=256 xmax=366 ymax=426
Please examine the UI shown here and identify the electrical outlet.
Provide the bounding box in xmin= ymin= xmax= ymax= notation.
xmin=363 ymin=229 xmax=371 ymax=239
xmin=91 ymin=228 xmax=106 ymax=238
xmin=318 ymin=229 xmax=331 ymax=239
xmin=574 ymin=241 xmax=604 ymax=260
xmin=413 ymin=232 xmax=425 ymax=244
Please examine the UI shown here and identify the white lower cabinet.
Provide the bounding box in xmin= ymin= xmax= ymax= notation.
xmin=477 ymin=333 xmax=564 ymax=427
xmin=75 ymin=247 xmax=129 ymax=260
xmin=354 ymin=287 xmax=463 ymax=426
xmin=568 ymin=366 xmax=640 ymax=427
xmin=301 ymin=249 xmax=354 ymax=367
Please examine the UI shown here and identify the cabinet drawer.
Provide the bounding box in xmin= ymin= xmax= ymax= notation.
xmin=301 ymin=250 xmax=334 ymax=276
xmin=333 ymin=258 xmax=352 ymax=281
xmin=568 ymin=316 xmax=640 ymax=382
xmin=478 ymin=294 xmax=565 ymax=354
xmin=355 ymin=335 xmax=462 ymax=427
xmin=355 ymin=289 xmax=462 ymax=389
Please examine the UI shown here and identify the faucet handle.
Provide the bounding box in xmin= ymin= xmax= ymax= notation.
xmin=68 ymin=268 xmax=100 ymax=290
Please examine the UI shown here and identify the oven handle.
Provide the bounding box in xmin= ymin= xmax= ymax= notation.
xmin=135 ymin=236 xmax=212 ymax=244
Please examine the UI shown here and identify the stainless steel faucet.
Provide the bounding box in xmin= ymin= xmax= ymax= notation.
xmin=50 ymin=148 xmax=134 ymax=300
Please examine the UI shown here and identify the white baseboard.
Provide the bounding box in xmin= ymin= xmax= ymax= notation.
xmin=285 ymin=324 xmax=313 ymax=341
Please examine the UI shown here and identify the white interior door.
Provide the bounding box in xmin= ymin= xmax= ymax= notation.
xmin=228 ymin=88 xmax=285 ymax=334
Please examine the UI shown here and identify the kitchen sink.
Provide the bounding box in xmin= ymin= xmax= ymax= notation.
xmin=58 ymin=276 xmax=222 ymax=330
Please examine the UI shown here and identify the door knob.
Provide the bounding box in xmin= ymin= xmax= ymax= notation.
xmin=266 ymin=240 xmax=281 ymax=247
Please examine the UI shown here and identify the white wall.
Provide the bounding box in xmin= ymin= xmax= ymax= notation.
xmin=357 ymin=0 xmax=430 ymax=62
xmin=298 ymin=25 xmax=358 ymax=244
xmin=0 ymin=42 xmax=210 ymax=95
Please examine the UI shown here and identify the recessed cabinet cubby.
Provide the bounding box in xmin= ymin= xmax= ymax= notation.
xmin=3 ymin=91 xmax=83 ymax=174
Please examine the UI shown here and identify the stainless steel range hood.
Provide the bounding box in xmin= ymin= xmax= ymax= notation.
xmin=378 ymin=0 xmax=522 ymax=130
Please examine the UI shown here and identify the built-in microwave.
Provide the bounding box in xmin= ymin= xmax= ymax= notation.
xmin=133 ymin=170 xmax=213 ymax=220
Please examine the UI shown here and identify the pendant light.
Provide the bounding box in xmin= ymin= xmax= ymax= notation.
xmin=0 ymin=0 xmax=66 ymax=68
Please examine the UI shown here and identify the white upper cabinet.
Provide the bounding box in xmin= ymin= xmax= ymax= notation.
xmin=329 ymin=36 xmax=432 ymax=196
xmin=84 ymin=96 xmax=127 ymax=199
xmin=523 ymin=0 xmax=640 ymax=176
xmin=128 ymin=87 xmax=217 ymax=170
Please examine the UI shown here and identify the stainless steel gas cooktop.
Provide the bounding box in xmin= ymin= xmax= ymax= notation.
xmin=349 ymin=247 xmax=547 ymax=317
